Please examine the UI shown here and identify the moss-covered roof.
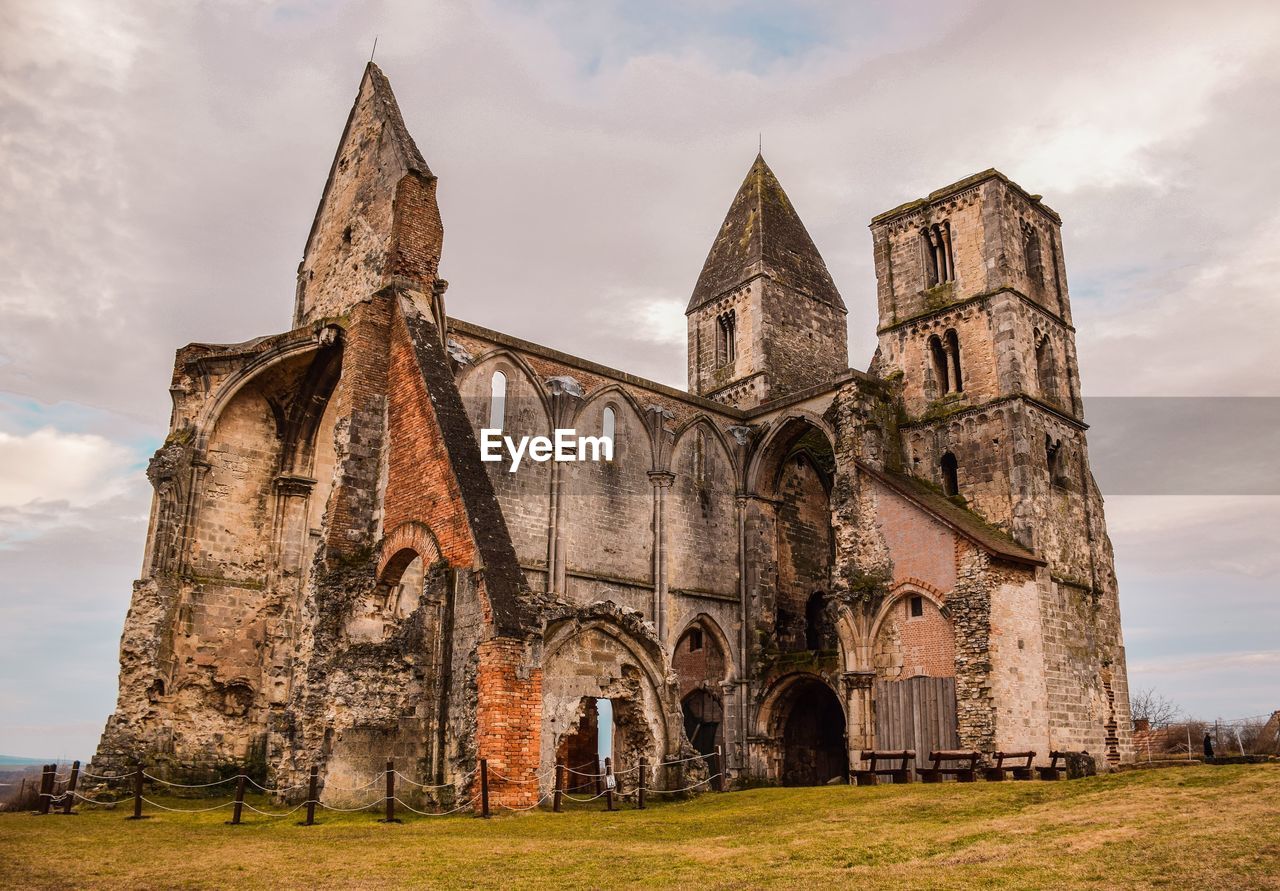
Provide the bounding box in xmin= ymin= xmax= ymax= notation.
xmin=858 ymin=461 xmax=1044 ymax=567
xmin=688 ymin=154 xmax=844 ymax=313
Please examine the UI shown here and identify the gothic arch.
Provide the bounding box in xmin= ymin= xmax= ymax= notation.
xmin=192 ymin=329 xmax=338 ymax=455
xmin=868 ymin=580 xmax=950 ymax=646
xmin=670 ymin=415 xmax=742 ymax=486
xmin=541 ymin=612 xmax=684 ymax=780
xmin=456 ymin=348 xmax=554 ymax=429
xmin=570 ymin=384 xmax=656 ymax=468
xmin=673 ymin=612 xmax=734 ymax=684
xmin=745 ymin=411 xmax=836 ymax=497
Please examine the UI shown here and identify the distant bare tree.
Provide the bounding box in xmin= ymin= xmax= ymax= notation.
xmin=1130 ymin=687 xmax=1181 ymax=727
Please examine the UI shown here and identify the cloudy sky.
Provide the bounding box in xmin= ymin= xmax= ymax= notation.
xmin=2 ymin=0 xmax=1277 ymax=759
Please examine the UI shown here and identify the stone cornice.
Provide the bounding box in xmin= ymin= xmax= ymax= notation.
xmin=876 ymin=287 xmax=1073 ymax=336
xmin=899 ymin=392 xmax=1088 ymax=432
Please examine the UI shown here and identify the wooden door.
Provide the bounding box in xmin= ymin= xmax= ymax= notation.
xmin=873 ymin=676 xmax=959 ymax=756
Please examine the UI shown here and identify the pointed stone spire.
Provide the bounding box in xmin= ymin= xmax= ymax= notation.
xmin=295 ymin=63 xmax=443 ymax=327
xmin=688 ymin=154 xmax=844 ymax=313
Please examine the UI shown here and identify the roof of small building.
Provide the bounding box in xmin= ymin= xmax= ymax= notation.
xmin=858 ymin=461 xmax=1044 ymax=566
xmin=688 ymin=154 xmax=845 ymax=314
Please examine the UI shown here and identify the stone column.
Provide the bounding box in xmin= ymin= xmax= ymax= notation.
xmin=647 ymin=470 xmax=675 ymax=640
xmin=545 ymin=376 xmax=583 ymax=596
xmin=271 ymin=474 xmax=317 ymax=582
xmin=941 ymin=222 xmax=955 ymax=281
xmin=841 ymin=671 xmax=876 ymax=760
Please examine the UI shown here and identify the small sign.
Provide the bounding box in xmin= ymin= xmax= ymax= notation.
xmin=605 ymin=774 xmax=617 ymax=790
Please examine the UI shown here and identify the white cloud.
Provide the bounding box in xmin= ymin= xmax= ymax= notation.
xmin=0 ymin=427 xmax=137 ymax=509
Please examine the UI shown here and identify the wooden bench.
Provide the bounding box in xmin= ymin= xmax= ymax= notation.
xmin=916 ymin=750 xmax=982 ymax=783
xmin=1036 ymin=751 xmax=1066 ymax=781
xmin=983 ymin=751 xmax=1036 ymax=781
xmin=852 ymin=750 xmax=915 ymax=786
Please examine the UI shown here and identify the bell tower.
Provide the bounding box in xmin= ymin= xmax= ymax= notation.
xmin=687 ymin=155 xmax=848 ymax=410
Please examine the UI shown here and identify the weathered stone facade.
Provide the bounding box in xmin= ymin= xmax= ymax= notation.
xmin=93 ymin=64 xmax=1132 ymax=803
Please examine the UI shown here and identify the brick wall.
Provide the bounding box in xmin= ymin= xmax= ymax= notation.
xmin=475 ymin=637 xmax=543 ymax=809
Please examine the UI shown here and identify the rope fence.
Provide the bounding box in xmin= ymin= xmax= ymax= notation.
xmin=17 ymin=745 xmax=731 ymax=825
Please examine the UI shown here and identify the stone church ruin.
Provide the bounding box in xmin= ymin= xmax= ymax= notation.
xmin=93 ymin=63 xmax=1133 ymax=806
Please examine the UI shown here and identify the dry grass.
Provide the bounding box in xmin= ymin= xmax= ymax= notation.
xmin=1 ymin=764 xmax=1277 ymax=889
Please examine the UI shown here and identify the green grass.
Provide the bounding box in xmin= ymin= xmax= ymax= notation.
xmin=2 ymin=765 xmax=1278 ymax=889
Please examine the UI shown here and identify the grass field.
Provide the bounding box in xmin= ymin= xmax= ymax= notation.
xmin=2 ymin=764 xmax=1277 ymax=889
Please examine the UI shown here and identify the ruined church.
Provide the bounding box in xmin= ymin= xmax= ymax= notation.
xmin=94 ymin=64 xmax=1133 ymax=803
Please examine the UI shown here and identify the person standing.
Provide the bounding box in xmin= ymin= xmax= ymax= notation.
xmin=1203 ymin=731 xmax=1215 ymax=760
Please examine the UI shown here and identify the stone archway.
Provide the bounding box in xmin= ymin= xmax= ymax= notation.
xmin=777 ymin=677 xmax=848 ymax=786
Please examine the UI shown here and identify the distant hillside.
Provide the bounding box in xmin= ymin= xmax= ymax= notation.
xmin=0 ymin=756 xmax=49 ymax=766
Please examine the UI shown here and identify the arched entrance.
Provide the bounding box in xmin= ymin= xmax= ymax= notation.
xmin=779 ymin=678 xmax=847 ymax=786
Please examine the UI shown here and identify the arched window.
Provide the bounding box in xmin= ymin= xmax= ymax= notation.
xmin=941 ymin=451 xmax=959 ymax=497
xmin=1046 ymin=435 xmax=1065 ymax=488
xmin=805 ymin=591 xmax=826 ymax=651
xmin=929 ymin=335 xmax=950 ymax=395
xmin=602 ymin=405 xmax=616 ymax=443
xmin=1023 ymin=221 xmax=1043 ymax=285
xmin=945 ymin=329 xmax=963 ymax=393
xmin=694 ymin=429 xmax=706 ymax=485
xmin=488 ymin=371 xmax=506 ymax=430
xmin=1035 ymin=333 xmax=1058 ymax=402
xmin=716 ymin=310 xmax=736 ymax=367
xmin=921 ymin=221 xmax=955 ymax=286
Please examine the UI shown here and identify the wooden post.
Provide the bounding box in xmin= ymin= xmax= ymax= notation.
xmin=127 ymin=762 xmax=145 ymax=820
xmin=715 ymin=746 xmax=726 ymax=792
xmin=479 ymin=759 xmax=490 ymax=818
xmin=35 ymin=765 xmax=51 ymax=815
xmin=229 ymin=775 xmax=247 ymax=825
xmin=303 ymin=765 xmax=319 ymax=826
xmin=382 ymin=758 xmax=400 ymax=823
xmin=637 ymin=757 xmax=647 ymax=810
xmin=553 ymin=763 xmax=564 ymax=813
xmin=594 ymin=759 xmax=603 ymax=796
xmin=604 ymin=757 xmax=615 ymax=811
xmin=38 ymin=764 xmax=53 ymax=815
xmin=61 ymin=760 xmax=80 ymax=815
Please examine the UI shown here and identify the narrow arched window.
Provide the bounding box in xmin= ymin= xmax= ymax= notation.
xmin=805 ymin=591 xmax=826 ymax=651
xmin=715 ymin=311 xmax=736 ymax=367
xmin=488 ymin=371 xmax=506 ymax=430
xmin=929 ymin=335 xmax=950 ymax=395
xmin=1035 ymin=333 xmax=1057 ymax=401
xmin=1023 ymin=221 xmax=1043 ymax=285
xmin=694 ymin=429 xmax=706 ymax=485
xmin=941 ymin=451 xmax=959 ymax=497
xmin=602 ymin=405 xmax=616 ymax=444
xmin=945 ymin=329 xmax=963 ymax=393
xmin=922 ymin=222 xmax=955 ymax=286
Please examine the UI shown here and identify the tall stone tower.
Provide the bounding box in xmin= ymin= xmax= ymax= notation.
xmin=869 ymin=169 xmax=1131 ymax=764
xmin=687 ymin=154 xmax=848 ymax=409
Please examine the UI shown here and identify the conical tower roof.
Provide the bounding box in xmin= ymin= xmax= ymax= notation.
xmin=688 ymin=154 xmax=844 ymax=313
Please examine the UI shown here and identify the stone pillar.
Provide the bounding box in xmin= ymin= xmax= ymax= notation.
xmin=271 ymin=474 xmax=316 ymax=583
xmin=545 ymin=376 xmax=583 ymax=596
xmin=841 ymin=670 xmax=876 ymax=758
xmin=177 ymin=458 xmax=210 ymax=576
xmin=648 ymin=470 xmax=675 ymax=641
